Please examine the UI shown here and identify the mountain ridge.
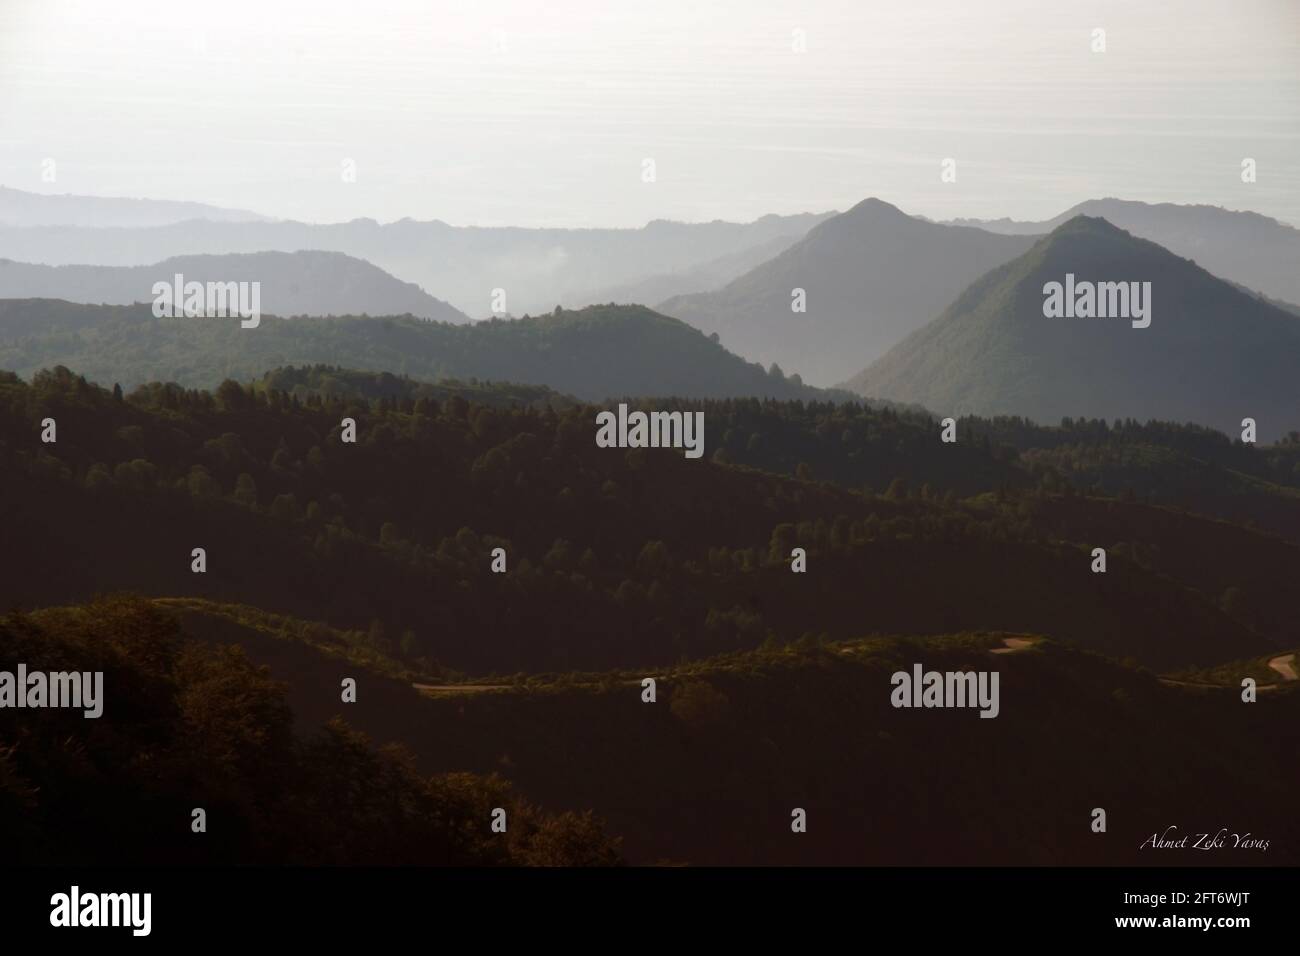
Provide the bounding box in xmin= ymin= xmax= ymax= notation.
xmin=0 ymin=184 xmax=272 ymax=228
xmin=0 ymin=250 xmax=468 ymax=323
xmin=657 ymin=198 xmax=1037 ymax=384
xmin=0 ymin=209 xmax=835 ymax=318
xmin=0 ymin=298 xmax=837 ymax=402
xmin=947 ymin=198 xmax=1300 ymax=304
xmin=845 ymin=215 xmax=1300 ymax=441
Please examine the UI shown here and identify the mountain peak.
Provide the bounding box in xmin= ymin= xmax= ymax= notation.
xmin=1048 ymin=214 xmax=1131 ymax=238
xmin=843 ymin=197 xmax=910 ymax=221
xmin=1022 ymin=215 xmax=1157 ymax=277
xmin=802 ymin=196 xmax=924 ymax=247
xmin=657 ymin=199 xmax=1037 ymax=384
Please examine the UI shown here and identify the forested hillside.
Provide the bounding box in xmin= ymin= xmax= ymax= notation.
xmin=3 ymin=366 xmax=1296 ymax=673
xmin=0 ymin=597 xmax=622 ymax=865
xmin=4 ymin=364 xmax=1299 ymax=865
xmin=0 ymin=300 xmax=831 ymax=401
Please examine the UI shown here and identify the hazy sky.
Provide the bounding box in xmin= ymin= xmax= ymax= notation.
xmin=1 ymin=0 xmax=1296 ymax=227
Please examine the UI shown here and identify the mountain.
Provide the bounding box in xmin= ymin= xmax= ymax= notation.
xmin=580 ymin=234 xmax=803 ymax=306
xmin=0 ymin=251 xmax=469 ymax=323
xmin=845 ymin=216 xmax=1300 ymax=441
xmin=950 ymin=198 xmax=1300 ymax=305
xmin=0 ymin=211 xmax=834 ymax=318
xmin=0 ymin=185 xmax=270 ymax=227
xmin=945 ymin=213 xmax=1065 ymax=235
xmin=657 ymin=199 xmax=1037 ymax=385
xmin=0 ymin=300 xmax=833 ymax=400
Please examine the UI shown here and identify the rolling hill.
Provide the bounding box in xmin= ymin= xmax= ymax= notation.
xmin=845 ymin=216 xmax=1300 ymax=441
xmin=13 ymin=594 xmax=1300 ymax=866
xmin=6 ymin=364 xmax=1300 ymax=866
xmin=0 ymin=250 xmax=468 ymax=323
xmin=0 ymin=299 xmax=831 ymax=401
xmin=657 ymin=198 xmax=1037 ymax=384
xmin=0 ymin=595 xmax=623 ymax=866
xmin=3 ymin=365 xmax=1293 ymax=675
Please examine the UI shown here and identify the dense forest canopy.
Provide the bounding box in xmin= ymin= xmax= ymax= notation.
xmin=2 ymin=365 xmax=1297 ymax=674
xmin=2 ymin=363 xmax=1298 ymax=866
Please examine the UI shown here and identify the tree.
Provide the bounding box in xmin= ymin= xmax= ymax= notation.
xmin=768 ymin=523 xmax=795 ymax=564
xmin=187 ymin=465 xmax=222 ymax=499
xmin=635 ymin=540 xmax=670 ymax=575
xmin=233 ymin=472 xmax=259 ymax=508
xmin=113 ymin=458 xmax=156 ymax=491
xmin=670 ymin=680 xmax=730 ymax=728
xmin=216 ymin=379 xmax=248 ymax=412
xmin=270 ymin=492 xmax=299 ymax=521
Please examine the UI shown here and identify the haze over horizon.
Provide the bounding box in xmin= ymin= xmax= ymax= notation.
xmin=4 ymin=0 xmax=1300 ymax=902
xmin=2 ymin=0 xmax=1297 ymax=229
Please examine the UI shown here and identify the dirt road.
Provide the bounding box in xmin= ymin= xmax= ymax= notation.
xmin=991 ymin=637 xmax=1036 ymax=654
xmin=1267 ymin=653 xmax=1298 ymax=681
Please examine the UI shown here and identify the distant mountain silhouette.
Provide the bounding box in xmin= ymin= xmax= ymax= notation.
xmin=0 ymin=251 xmax=468 ymax=323
xmin=949 ymin=198 xmax=1300 ymax=305
xmin=0 ymin=185 xmax=270 ymax=227
xmin=657 ymin=199 xmax=1036 ymax=384
xmin=0 ymin=210 xmax=833 ymax=318
xmin=0 ymin=300 xmax=835 ymax=401
xmin=582 ymin=234 xmax=802 ymax=306
xmin=846 ymin=216 xmax=1300 ymax=441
